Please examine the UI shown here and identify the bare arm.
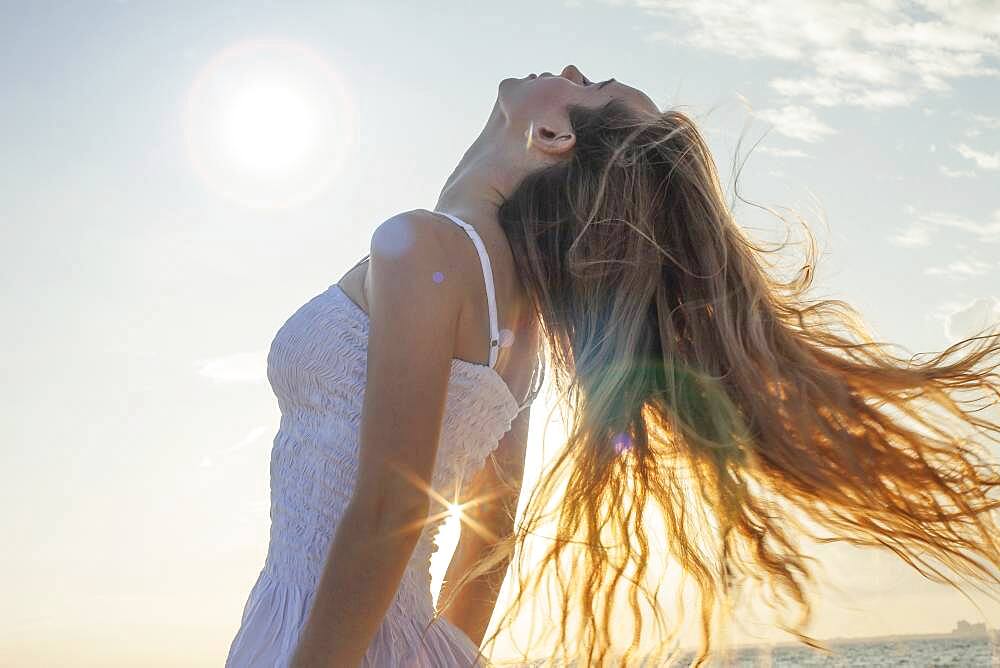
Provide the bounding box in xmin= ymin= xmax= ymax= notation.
xmin=438 ymin=318 xmax=540 ymax=647
xmin=438 ymin=401 xmax=530 ymax=648
xmin=290 ymin=211 xmax=466 ymax=668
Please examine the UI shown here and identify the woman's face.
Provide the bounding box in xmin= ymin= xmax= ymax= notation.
xmin=499 ymin=64 xmax=658 ymax=124
xmin=497 ymin=64 xmax=659 ymax=159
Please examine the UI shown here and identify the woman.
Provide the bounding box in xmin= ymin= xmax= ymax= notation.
xmin=226 ymin=65 xmax=1000 ymax=666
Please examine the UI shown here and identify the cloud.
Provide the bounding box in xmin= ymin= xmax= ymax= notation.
xmin=956 ymin=110 xmax=1000 ymax=138
xmin=939 ymin=165 xmax=978 ymax=178
xmin=618 ymin=0 xmax=1000 ymax=109
xmin=768 ymin=75 xmax=916 ymax=109
xmin=755 ymin=145 xmax=810 ymax=158
xmin=751 ymin=105 xmax=836 ymax=142
xmin=944 ymin=297 xmax=1000 ymax=342
xmin=969 ymin=112 xmax=1000 ymax=130
xmin=888 ymin=225 xmax=932 ymax=248
xmin=954 ymin=143 xmax=1000 ymax=170
xmin=224 ymin=425 xmax=271 ymax=454
xmin=194 ymin=350 xmax=269 ymax=383
xmin=892 ymin=208 xmax=1000 ymax=248
xmin=917 ymin=209 xmax=1000 ymax=243
xmin=924 ymin=258 xmax=994 ymax=279
xmin=199 ymin=425 xmax=271 ymax=469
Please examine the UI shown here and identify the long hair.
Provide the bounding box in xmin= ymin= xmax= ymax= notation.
xmin=431 ymin=97 xmax=1000 ymax=666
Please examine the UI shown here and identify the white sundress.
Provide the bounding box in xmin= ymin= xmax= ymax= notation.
xmin=225 ymin=211 xmax=540 ymax=667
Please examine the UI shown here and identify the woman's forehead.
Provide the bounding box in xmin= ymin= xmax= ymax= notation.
xmin=594 ymin=78 xmax=658 ymax=116
xmin=615 ymin=82 xmax=660 ymax=116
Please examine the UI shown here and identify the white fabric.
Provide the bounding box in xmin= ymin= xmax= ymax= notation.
xmin=432 ymin=211 xmax=502 ymax=368
xmin=224 ymin=226 xmax=533 ymax=666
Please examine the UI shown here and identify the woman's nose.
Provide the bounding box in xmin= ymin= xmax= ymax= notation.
xmin=561 ymin=64 xmax=583 ymax=82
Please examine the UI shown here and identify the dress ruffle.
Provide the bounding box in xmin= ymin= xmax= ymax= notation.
xmin=225 ymin=565 xmax=488 ymax=668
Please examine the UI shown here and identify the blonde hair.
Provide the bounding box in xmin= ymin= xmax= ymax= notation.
xmin=433 ymin=97 xmax=1000 ymax=666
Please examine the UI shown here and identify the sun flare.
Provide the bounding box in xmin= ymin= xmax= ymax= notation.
xmin=222 ymin=83 xmax=316 ymax=174
xmin=182 ymin=39 xmax=359 ymax=209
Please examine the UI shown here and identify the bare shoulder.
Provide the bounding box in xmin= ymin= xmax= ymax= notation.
xmin=370 ymin=209 xmax=478 ymax=272
xmin=371 ymin=208 xmax=455 ymax=258
xmin=371 ymin=207 xmax=488 ymax=308
xmin=367 ymin=209 xmax=468 ymax=310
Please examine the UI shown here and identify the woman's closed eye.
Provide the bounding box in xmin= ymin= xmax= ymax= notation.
xmin=574 ymin=73 xmax=614 ymax=88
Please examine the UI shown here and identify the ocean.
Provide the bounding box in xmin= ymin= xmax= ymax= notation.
xmin=673 ymin=634 xmax=999 ymax=667
xmin=497 ymin=635 xmax=999 ymax=666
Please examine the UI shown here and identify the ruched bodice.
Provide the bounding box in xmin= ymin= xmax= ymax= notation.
xmin=266 ymin=281 xmax=523 ymax=603
xmin=226 ymin=211 xmax=540 ymax=667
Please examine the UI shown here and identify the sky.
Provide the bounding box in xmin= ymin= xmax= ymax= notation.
xmin=2 ymin=0 xmax=999 ymax=665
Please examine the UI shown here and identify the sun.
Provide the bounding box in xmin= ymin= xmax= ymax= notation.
xmin=183 ymin=39 xmax=359 ymax=209
xmin=222 ymin=82 xmax=316 ymax=174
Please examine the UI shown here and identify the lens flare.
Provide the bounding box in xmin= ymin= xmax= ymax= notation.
xmin=612 ymin=432 xmax=633 ymax=455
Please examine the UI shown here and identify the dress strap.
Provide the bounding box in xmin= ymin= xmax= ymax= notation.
xmin=431 ymin=211 xmax=501 ymax=369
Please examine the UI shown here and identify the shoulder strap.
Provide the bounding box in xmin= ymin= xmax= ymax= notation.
xmin=432 ymin=211 xmax=501 ymax=368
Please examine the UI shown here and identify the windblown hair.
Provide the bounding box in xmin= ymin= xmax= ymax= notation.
xmin=431 ymin=97 xmax=1000 ymax=666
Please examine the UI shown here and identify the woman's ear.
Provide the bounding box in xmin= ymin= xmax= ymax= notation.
xmin=525 ymin=119 xmax=576 ymax=158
